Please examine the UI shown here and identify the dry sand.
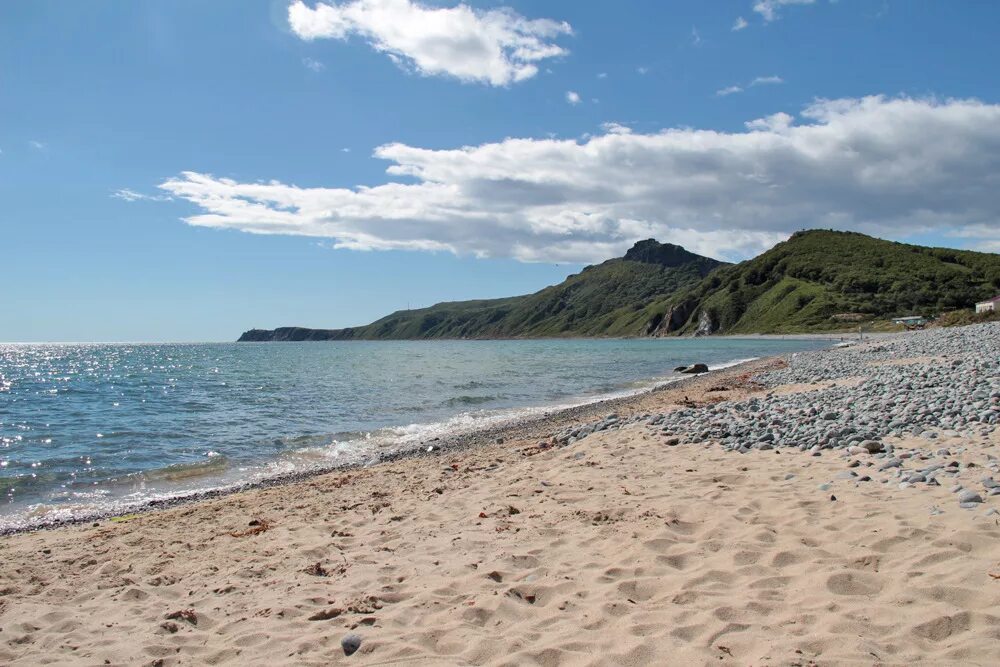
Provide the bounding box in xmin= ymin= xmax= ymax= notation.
xmin=2 ymin=362 xmax=999 ymax=666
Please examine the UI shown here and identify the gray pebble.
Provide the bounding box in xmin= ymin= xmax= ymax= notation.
xmin=958 ymin=490 xmax=984 ymax=504
xmin=341 ymin=634 xmax=363 ymax=656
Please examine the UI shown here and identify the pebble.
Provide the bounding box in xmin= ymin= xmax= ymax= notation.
xmin=341 ymin=634 xmax=363 ymax=656
xmin=542 ymin=322 xmax=1000 ymax=516
xmin=958 ymin=490 xmax=984 ymax=504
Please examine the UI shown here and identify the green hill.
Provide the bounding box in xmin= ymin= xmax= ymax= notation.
xmin=238 ymin=240 xmax=725 ymax=340
xmin=239 ymin=231 xmax=1000 ymax=341
xmin=645 ymin=230 xmax=1000 ymax=335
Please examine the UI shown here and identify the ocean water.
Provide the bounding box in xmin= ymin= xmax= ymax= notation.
xmin=0 ymin=338 xmax=830 ymax=528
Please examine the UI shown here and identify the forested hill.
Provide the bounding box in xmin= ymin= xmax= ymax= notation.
xmin=643 ymin=230 xmax=1000 ymax=336
xmin=238 ymin=240 xmax=725 ymax=340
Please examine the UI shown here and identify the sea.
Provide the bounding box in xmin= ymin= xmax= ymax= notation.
xmin=0 ymin=338 xmax=831 ymax=530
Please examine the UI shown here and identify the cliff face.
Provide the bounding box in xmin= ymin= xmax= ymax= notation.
xmin=237 ymin=240 xmax=726 ymax=341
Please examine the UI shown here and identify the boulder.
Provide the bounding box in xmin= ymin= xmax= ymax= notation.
xmin=680 ymin=363 xmax=709 ymax=374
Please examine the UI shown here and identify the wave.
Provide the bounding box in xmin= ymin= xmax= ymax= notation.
xmin=443 ymin=394 xmax=500 ymax=406
xmin=138 ymin=455 xmax=229 ymax=482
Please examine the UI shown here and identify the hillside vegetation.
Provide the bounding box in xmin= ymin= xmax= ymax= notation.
xmin=239 ymin=241 xmax=724 ymax=340
xmin=239 ymin=231 xmax=1000 ymax=341
xmin=647 ymin=230 xmax=1000 ymax=335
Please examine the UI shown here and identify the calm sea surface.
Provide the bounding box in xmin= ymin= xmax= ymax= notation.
xmin=0 ymin=338 xmax=829 ymax=527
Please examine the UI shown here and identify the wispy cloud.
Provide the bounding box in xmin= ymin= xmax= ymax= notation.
xmin=732 ymin=16 xmax=749 ymax=31
xmin=565 ymin=90 xmax=581 ymax=105
xmin=111 ymin=188 xmax=173 ymax=203
xmin=29 ymin=140 xmax=46 ymax=150
xmin=636 ymin=66 xmax=649 ymax=75
xmin=302 ymin=57 xmax=325 ymax=72
xmin=691 ymin=26 xmax=702 ymax=46
xmin=597 ymin=72 xmax=607 ymax=79
xmin=753 ymin=0 xmax=816 ymax=23
xmin=287 ymin=0 xmax=572 ymax=86
xmin=717 ymin=74 xmax=785 ymax=96
xmin=160 ymin=96 xmax=1000 ymax=263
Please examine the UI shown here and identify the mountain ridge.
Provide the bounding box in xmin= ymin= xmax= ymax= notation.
xmin=238 ymin=231 xmax=1000 ymax=341
xmin=238 ymin=240 xmax=725 ymax=341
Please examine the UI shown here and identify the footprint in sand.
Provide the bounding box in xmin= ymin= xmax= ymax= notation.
xmin=826 ymin=572 xmax=883 ymax=596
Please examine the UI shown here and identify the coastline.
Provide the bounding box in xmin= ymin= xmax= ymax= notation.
xmin=2 ymin=323 xmax=998 ymax=666
xmin=0 ymin=354 xmax=781 ymax=536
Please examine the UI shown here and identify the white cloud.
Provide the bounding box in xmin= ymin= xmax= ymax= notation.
xmin=753 ymin=0 xmax=815 ymax=22
xmin=691 ymin=26 xmax=701 ymax=46
xmin=287 ymin=0 xmax=572 ymax=86
xmin=750 ymin=75 xmax=784 ymax=86
xmin=112 ymin=188 xmax=173 ymax=203
xmin=718 ymin=75 xmax=784 ymax=97
xmin=29 ymin=140 xmax=46 ymax=150
xmin=597 ymin=72 xmax=607 ymax=79
xmin=565 ymin=90 xmax=581 ymax=105
xmin=744 ymin=111 xmax=794 ymax=133
xmin=302 ymin=57 xmax=325 ymax=71
xmin=600 ymin=122 xmax=632 ymax=135
xmin=716 ymin=85 xmax=744 ymax=97
xmin=636 ymin=66 xmax=649 ymax=75
xmin=732 ymin=16 xmax=749 ymax=31
xmin=160 ymin=96 xmax=1000 ymax=264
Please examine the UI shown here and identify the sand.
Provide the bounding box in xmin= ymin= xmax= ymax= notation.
xmin=2 ymin=361 xmax=999 ymax=666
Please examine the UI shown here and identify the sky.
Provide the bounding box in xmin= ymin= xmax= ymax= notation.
xmin=2 ymin=0 xmax=1000 ymax=342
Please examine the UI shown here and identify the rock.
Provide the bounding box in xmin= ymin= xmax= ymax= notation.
xmin=680 ymin=363 xmax=709 ymax=374
xmin=860 ymin=440 xmax=883 ymax=453
xmin=957 ymin=490 xmax=983 ymax=504
xmin=341 ymin=634 xmax=363 ymax=656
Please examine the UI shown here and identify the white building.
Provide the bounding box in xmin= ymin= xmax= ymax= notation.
xmin=976 ymin=295 xmax=1000 ymax=313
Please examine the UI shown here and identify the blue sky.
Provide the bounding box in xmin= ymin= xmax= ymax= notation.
xmin=3 ymin=0 xmax=1000 ymax=342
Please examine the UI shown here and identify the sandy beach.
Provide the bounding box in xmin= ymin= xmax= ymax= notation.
xmin=2 ymin=327 xmax=1000 ymax=666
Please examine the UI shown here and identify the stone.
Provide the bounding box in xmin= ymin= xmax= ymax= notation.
xmin=957 ymin=490 xmax=983 ymax=504
xmin=341 ymin=634 xmax=363 ymax=656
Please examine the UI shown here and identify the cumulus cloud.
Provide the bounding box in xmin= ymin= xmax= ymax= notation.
xmin=753 ymin=0 xmax=815 ymax=22
xmin=565 ymin=90 xmax=581 ymax=105
xmin=287 ymin=0 xmax=572 ymax=86
xmin=160 ymin=96 xmax=1000 ymax=264
xmin=600 ymin=122 xmax=632 ymax=135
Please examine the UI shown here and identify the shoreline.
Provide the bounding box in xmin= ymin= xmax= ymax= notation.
xmin=1 ymin=322 xmax=998 ymax=665
xmin=0 ymin=355 xmax=781 ymax=537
